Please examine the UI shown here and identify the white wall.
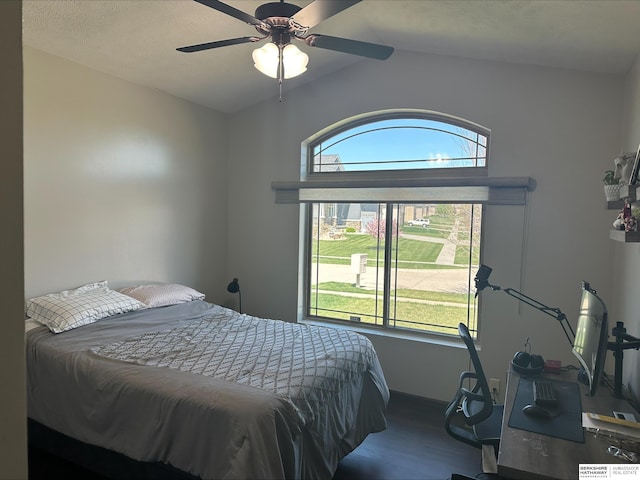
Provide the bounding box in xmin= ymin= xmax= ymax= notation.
xmin=611 ymin=53 xmax=640 ymax=405
xmin=0 ymin=2 xmax=27 ymax=478
xmin=24 ymin=48 xmax=229 ymax=301
xmin=228 ymin=51 xmax=625 ymax=401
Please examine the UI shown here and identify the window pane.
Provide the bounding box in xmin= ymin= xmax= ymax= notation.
xmin=307 ymin=202 xmax=481 ymax=337
xmin=389 ymin=204 xmax=481 ymax=336
xmin=309 ymin=203 xmax=386 ymax=325
xmin=312 ymin=118 xmax=487 ymax=172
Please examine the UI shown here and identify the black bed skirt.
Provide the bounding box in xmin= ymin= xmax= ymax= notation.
xmin=28 ymin=419 xmax=199 ymax=480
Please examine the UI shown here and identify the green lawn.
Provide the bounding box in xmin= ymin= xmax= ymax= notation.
xmin=309 ymin=292 xmax=469 ymax=335
xmin=316 ymin=281 xmax=469 ymax=304
xmin=401 ymin=225 xmax=449 ymax=238
xmin=310 ymin=282 xmax=474 ymax=335
xmin=314 ymin=233 xmax=468 ymax=269
xmin=454 ymin=245 xmax=480 ymax=265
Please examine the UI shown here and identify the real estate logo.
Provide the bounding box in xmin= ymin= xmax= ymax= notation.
xmin=579 ymin=464 xmax=640 ymax=479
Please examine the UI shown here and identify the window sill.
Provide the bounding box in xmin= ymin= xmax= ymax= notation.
xmin=300 ymin=317 xmax=469 ymax=350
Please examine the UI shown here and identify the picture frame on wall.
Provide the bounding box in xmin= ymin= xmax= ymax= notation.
xmin=629 ymin=143 xmax=640 ymax=185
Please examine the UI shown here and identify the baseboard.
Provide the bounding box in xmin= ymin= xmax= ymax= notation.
xmin=389 ymin=389 xmax=448 ymax=408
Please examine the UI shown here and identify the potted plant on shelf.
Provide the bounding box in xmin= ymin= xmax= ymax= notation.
xmin=604 ymin=170 xmax=622 ymax=201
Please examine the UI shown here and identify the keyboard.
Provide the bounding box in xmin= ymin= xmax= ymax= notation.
xmin=533 ymin=380 xmax=558 ymax=406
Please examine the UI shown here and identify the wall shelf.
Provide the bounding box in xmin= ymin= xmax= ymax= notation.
xmin=609 ymin=229 xmax=640 ymax=242
xmin=606 ymin=185 xmax=640 ymax=210
xmin=620 ymin=184 xmax=637 ymax=202
xmin=606 ymin=199 xmax=624 ymax=210
xmin=606 ymin=186 xmax=640 ymax=241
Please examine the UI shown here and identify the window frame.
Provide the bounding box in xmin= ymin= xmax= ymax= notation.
xmin=302 ymin=200 xmax=484 ymax=338
xmin=303 ymin=109 xmax=490 ymax=180
xmin=271 ymin=109 xmax=534 ymax=340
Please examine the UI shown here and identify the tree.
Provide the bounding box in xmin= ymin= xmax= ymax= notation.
xmin=454 ymin=127 xmax=486 ymax=167
xmin=365 ymin=215 xmax=400 ymax=240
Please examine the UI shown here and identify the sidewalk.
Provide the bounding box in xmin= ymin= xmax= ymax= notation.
xmin=312 ymin=263 xmax=469 ymax=293
xmin=312 ymin=228 xmax=468 ymax=292
xmin=435 ymin=241 xmax=457 ymax=265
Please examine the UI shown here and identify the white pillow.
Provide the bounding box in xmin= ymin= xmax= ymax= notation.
xmin=25 ymin=282 xmax=146 ymax=334
xmin=25 ymin=318 xmax=43 ymax=333
xmin=118 ymin=283 xmax=205 ymax=308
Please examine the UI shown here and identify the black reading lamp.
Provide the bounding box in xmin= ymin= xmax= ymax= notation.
xmin=477 ymin=265 xmax=640 ymax=398
xmin=227 ymin=278 xmax=242 ymax=314
xmin=474 ymin=265 xmax=575 ymax=346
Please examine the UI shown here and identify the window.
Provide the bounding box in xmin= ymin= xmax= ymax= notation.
xmin=272 ymin=110 xmax=531 ymax=339
xmin=308 ymin=202 xmax=482 ymax=337
xmin=311 ymin=116 xmax=487 ymax=173
xmin=298 ymin=112 xmax=489 ymax=339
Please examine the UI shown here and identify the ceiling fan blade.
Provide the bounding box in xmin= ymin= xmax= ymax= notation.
xmin=177 ymin=36 xmax=262 ymax=53
xmin=194 ymin=0 xmax=266 ymax=27
xmin=292 ymin=0 xmax=361 ymax=29
xmin=305 ymin=34 xmax=394 ymax=60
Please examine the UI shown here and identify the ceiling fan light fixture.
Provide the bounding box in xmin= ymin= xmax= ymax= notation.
xmin=252 ymin=42 xmax=309 ymax=80
xmin=252 ymin=42 xmax=280 ymax=78
xmin=281 ymin=44 xmax=309 ymax=79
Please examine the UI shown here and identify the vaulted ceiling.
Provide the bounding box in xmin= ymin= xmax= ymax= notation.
xmin=22 ymin=0 xmax=640 ymax=113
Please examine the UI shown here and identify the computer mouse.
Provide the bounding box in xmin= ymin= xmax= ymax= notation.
xmin=522 ymin=404 xmax=553 ymax=419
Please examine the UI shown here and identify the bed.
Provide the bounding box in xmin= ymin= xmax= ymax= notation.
xmin=25 ymin=283 xmax=389 ymax=480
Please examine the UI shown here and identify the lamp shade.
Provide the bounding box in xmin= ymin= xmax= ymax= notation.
xmin=227 ymin=278 xmax=240 ymax=294
xmin=252 ymin=42 xmax=279 ymax=78
xmin=226 ymin=278 xmax=242 ymax=313
xmin=281 ymin=44 xmax=308 ymax=79
xmin=252 ymin=42 xmax=309 ymax=79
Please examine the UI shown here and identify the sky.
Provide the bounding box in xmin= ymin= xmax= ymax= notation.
xmin=314 ymin=117 xmax=487 ymax=171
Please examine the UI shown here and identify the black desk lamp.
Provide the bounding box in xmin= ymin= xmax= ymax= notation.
xmin=474 ymin=265 xmax=575 ymax=346
xmin=227 ymin=278 xmax=242 ymax=313
xmin=477 ymin=265 xmax=640 ymax=398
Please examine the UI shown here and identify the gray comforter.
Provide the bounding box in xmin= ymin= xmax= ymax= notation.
xmin=26 ymin=301 xmax=389 ymax=479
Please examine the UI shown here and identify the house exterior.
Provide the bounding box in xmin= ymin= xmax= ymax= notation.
xmin=312 ymin=154 xmax=436 ymax=234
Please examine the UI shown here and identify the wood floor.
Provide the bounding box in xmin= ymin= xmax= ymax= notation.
xmin=332 ymin=393 xmax=484 ymax=480
xmin=28 ymin=392 xmax=486 ymax=480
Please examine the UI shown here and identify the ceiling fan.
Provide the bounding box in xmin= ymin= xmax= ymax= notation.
xmin=177 ymin=0 xmax=394 ymax=85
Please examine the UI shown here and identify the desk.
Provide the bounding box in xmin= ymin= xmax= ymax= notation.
xmin=497 ymin=369 xmax=635 ymax=480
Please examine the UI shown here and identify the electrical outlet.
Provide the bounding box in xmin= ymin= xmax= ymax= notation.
xmin=490 ymin=378 xmax=500 ymax=394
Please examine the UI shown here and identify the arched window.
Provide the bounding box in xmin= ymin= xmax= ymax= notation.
xmin=272 ymin=110 xmax=532 ymax=339
xmin=311 ymin=115 xmax=487 ymax=173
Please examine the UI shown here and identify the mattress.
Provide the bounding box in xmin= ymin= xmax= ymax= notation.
xmin=26 ymin=300 xmax=389 ymax=479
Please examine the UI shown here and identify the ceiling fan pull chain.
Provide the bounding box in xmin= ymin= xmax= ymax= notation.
xmin=278 ymin=44 xmax=284 ymax=102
